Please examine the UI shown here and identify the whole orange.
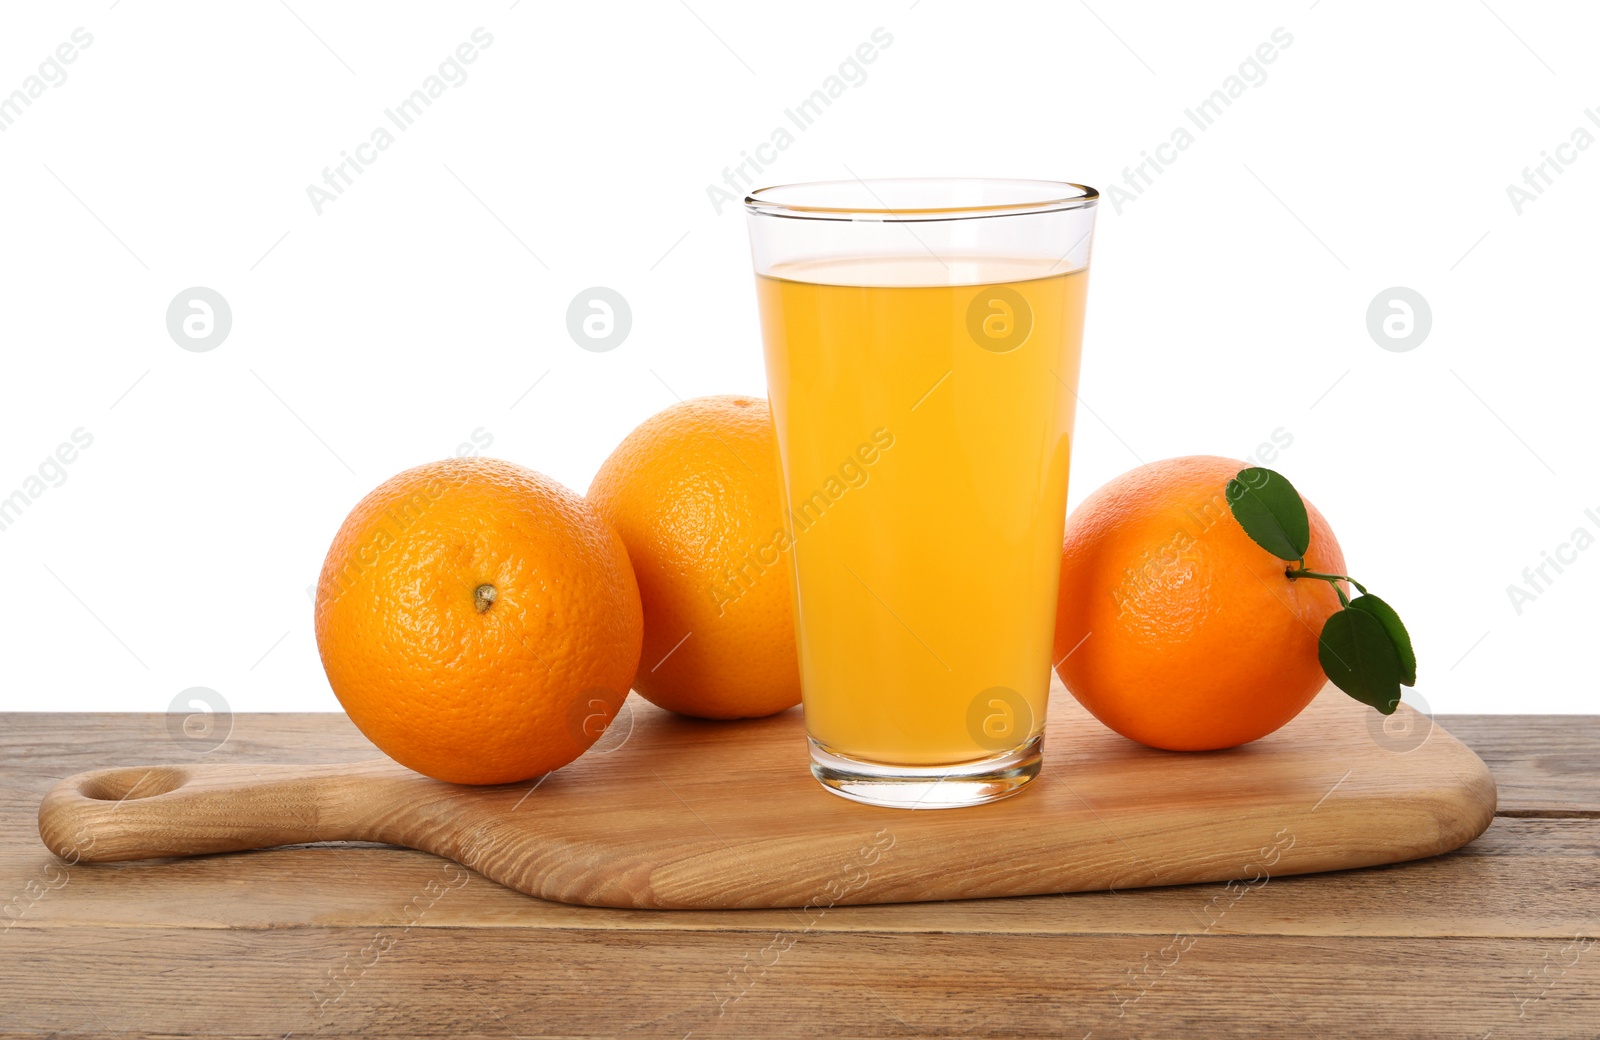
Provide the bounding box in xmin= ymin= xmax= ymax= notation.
xmin=587 ymin=395 xmax=800 ymax=719
xmin=314 ymin=457 xmax=642 ymax=784
xmin=1054 ymin=456 xmax=1346 ymax=751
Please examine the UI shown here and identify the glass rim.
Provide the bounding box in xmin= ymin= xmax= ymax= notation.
xmin=745 ymin=177 xmax=1098 ymax=222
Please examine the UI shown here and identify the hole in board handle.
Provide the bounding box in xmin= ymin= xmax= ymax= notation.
xmin=78 ymin=766 xmax=188 ymax=802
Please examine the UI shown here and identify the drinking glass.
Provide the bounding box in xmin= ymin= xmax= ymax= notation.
xmin=746 ymin=178 xmax=1097 ymax=808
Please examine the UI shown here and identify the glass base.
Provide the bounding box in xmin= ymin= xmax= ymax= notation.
xmin=808 ymin=733 xmax=1043 ymax=809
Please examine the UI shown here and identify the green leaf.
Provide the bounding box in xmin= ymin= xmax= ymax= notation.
xmin=1318 ymin=608 xmax=1404 ymax=714
xmin=1225 ymin=467 xmax=1311 ymax=562
xmin=1347 ymin=594 xmax=1417 ymax=687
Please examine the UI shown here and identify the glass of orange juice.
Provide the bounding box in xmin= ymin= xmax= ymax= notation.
xmin=745 ymin=179 xmax=1098 ymax=809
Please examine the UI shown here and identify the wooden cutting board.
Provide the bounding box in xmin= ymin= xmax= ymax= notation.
xmin=37 ymin=684 xmax=1495 ymax=909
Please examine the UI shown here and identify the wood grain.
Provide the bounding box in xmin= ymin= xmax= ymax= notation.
xmin=0 ymin=706 xmax=1594 ymax=1039
xmin=10 ymin=708 xmax=1592 ymax=815
xmin=4 ymin=817 xmax=1595 ymax=938
xmin=32 ymin=686 xmax=1495 ymax=909
xmin=1438 ymin=715 xmax=1600 ymax=815
xmin=3 ymin=928 xmax=1598 ymax=1039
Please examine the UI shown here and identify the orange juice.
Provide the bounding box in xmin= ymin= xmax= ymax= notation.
xmin=757 ymin=255 xmax=1088 ymax=767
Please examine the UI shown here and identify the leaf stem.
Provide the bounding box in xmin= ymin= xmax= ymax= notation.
xmin=1285 ymin=567 xmax=1368 ymax=596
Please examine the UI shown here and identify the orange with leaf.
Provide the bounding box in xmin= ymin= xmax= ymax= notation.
xmin=1053 ymin=456 xmax=1416 ymax=751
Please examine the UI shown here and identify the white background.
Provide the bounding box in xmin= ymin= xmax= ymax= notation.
xmin=0 ymin=0 xmax=1594 ymax=716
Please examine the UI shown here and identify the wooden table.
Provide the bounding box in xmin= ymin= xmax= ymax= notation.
xmin=2 ymin=711 xmax=1596 ymax=1039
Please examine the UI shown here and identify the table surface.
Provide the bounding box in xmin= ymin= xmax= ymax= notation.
xmin=1 ymin=709 xmax=1596 ymax=1039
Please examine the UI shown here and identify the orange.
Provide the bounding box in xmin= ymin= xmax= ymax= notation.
xmin=1053 ymin=456 xmax=1346 ymax=751
xmin=587 ymin=395 xmax=801 ymax=719
xmin=314 ymin=457 xmax=642 ymax=784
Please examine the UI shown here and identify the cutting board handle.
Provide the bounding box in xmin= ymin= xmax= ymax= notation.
xmin=37 ymin=760 xmax=392 ymax=863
